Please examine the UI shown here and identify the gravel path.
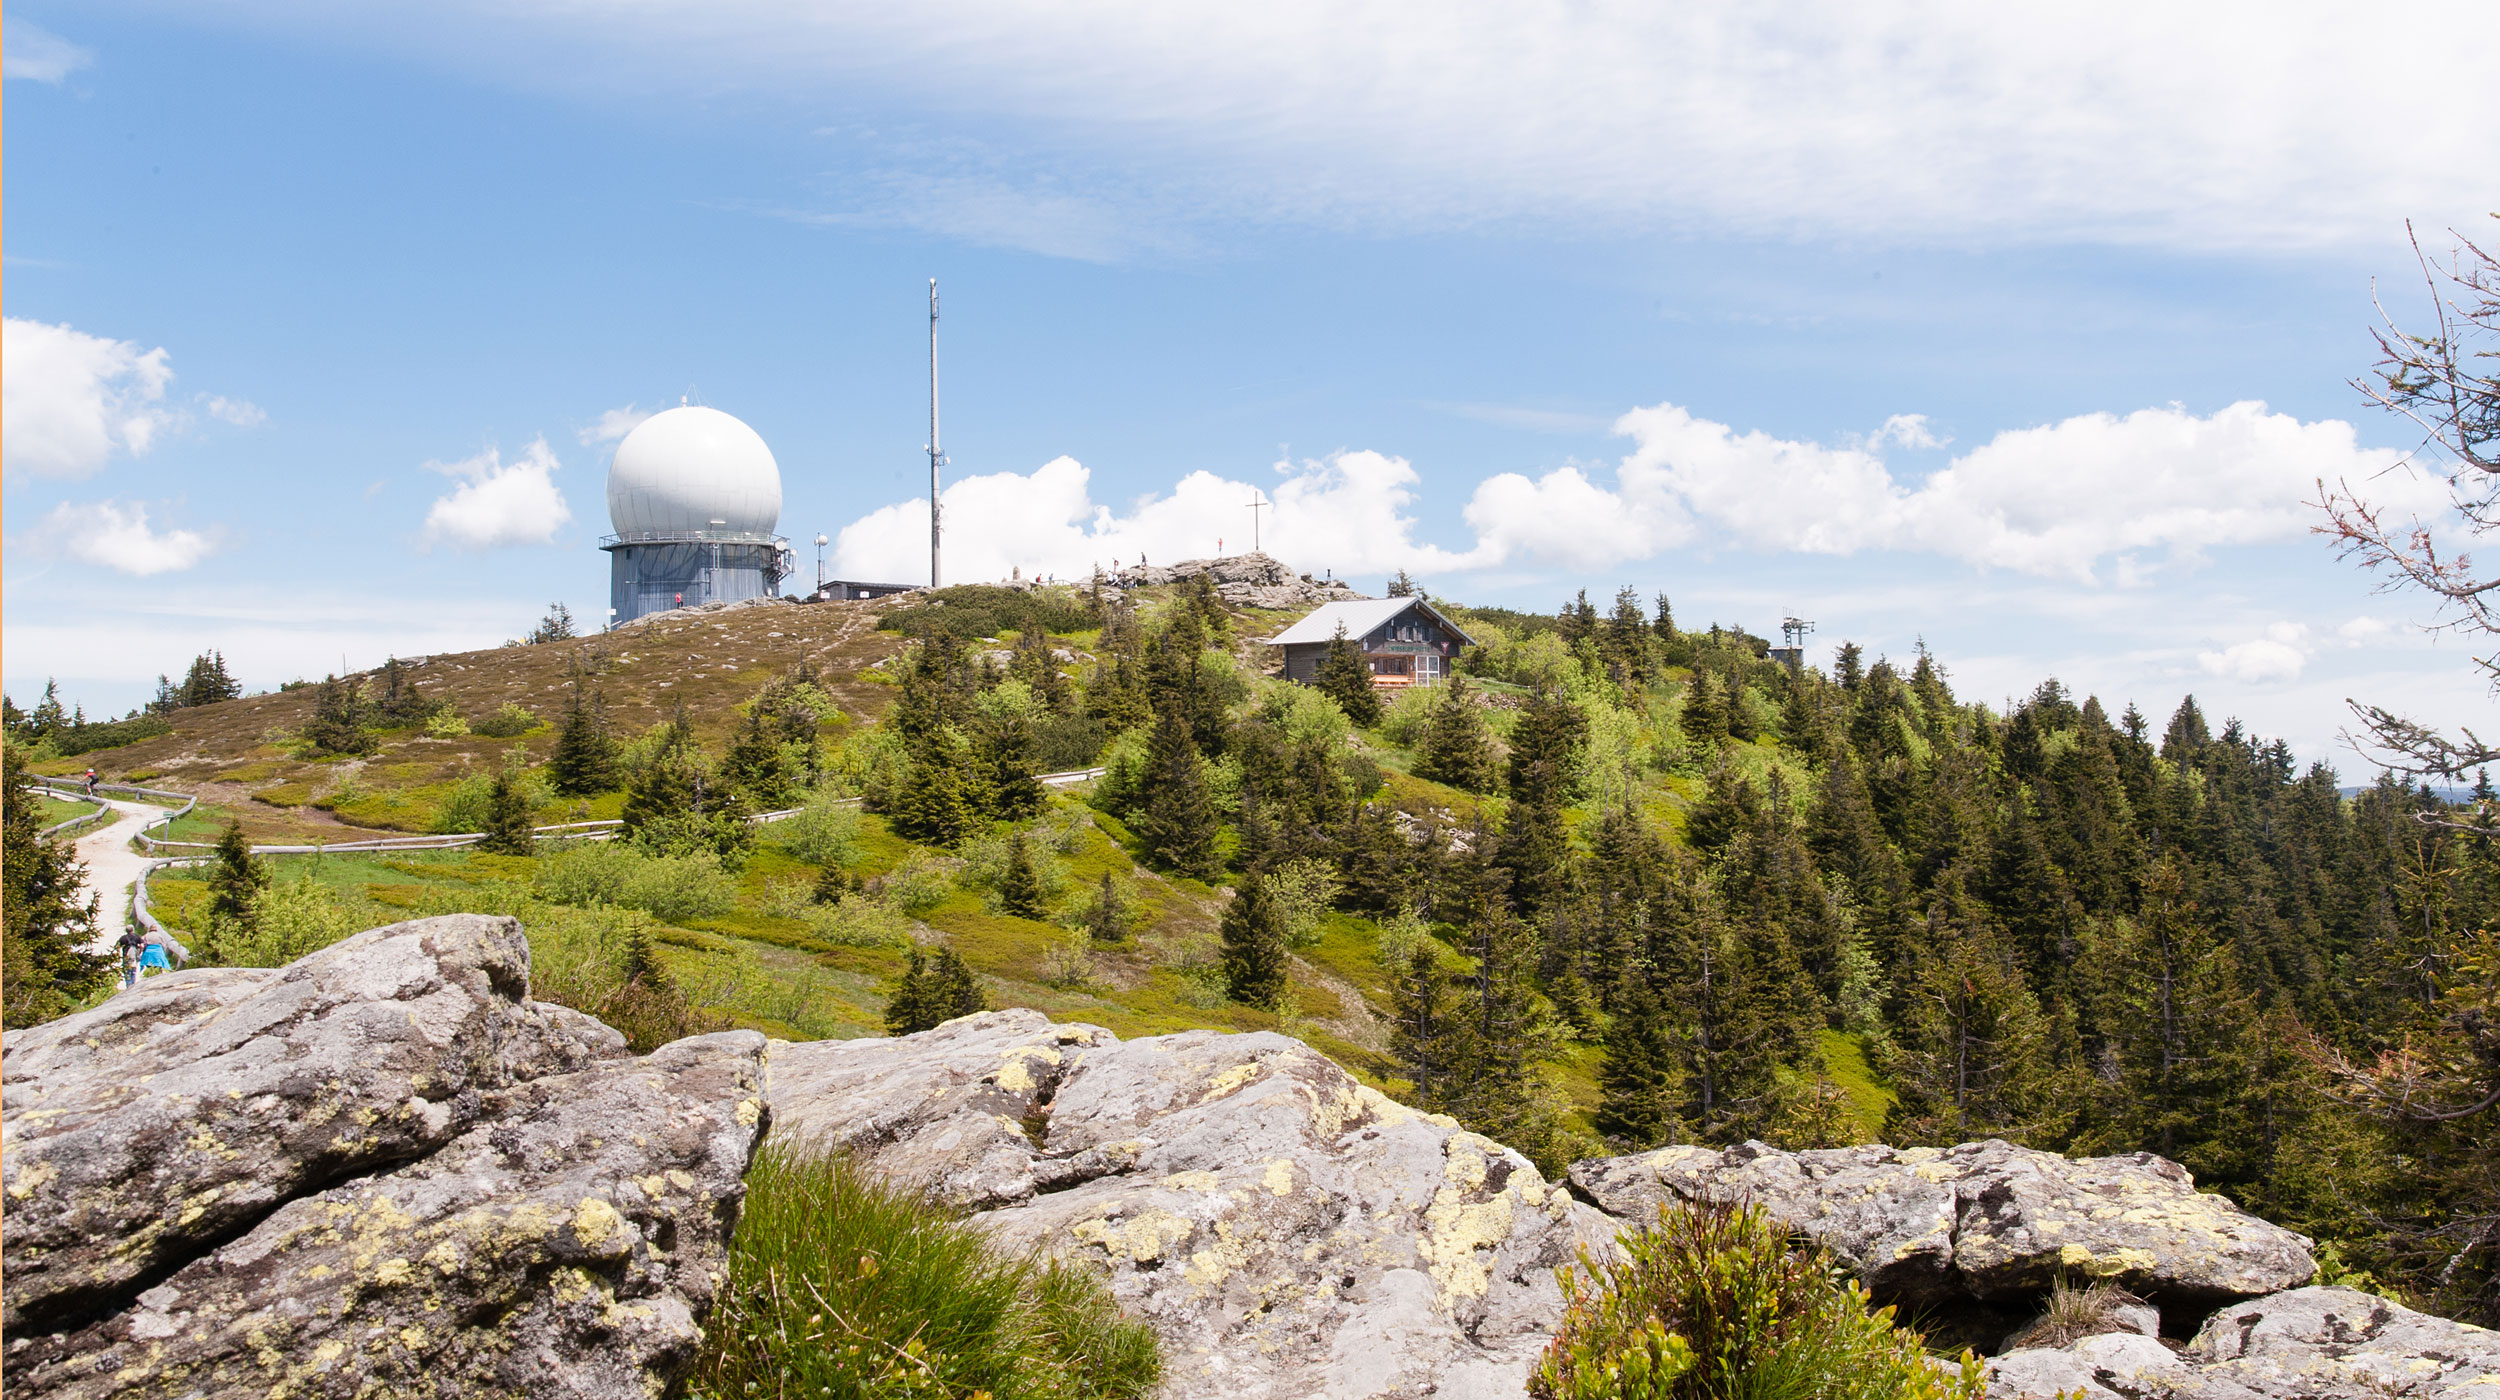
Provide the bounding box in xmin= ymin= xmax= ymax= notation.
xmin=71 ymin=798 xmax=174 ymax=953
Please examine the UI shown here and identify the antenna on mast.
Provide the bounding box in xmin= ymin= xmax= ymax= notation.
xmin=927 ymin=279 xmax=944 ymax=590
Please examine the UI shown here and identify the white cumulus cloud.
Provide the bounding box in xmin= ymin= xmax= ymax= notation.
xmin=1461 ymin=400 xmax=2437 ymax=582
xmin=831 ymin=450 xmax=1478 ymax=584
xmin=2337 ymin=615 xmax=2393 ymax=644
xmin=2 ymin=318 xmax=178 ymax=478
xmin=2199 ymin=622 xmax=2312 ymax=685
xmin=39 ymin=500 xmax=218 ymax=576
xmin=420 ymin=439 xmax=573 ymax=550
xmin=830 ymin=398 xmax=2443 ymax=589
xmin=578 ymin=404 xmax=654 ymax=445
xmin=4 ymin=17 xmax=92 ymax=83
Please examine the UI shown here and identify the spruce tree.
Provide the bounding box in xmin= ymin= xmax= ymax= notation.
xmin=302 ymin=674 xmax=377 ymax=756
xmin=1391 ymin=941 xmax=1457 ymax=1106
xmin=1501 ymin=687 xmax=1585 ymax=917
xmin=1414 ymin=675 xmax=1500 ymax=793
xmin=1834 ymin=642 xmax=1866 ymax=691
xmin=1435 ymin=905 xmax=1571 ymax=1166
xmin=723 ymin=707 xmax=800 ymax=809
xmin=1602 ymin=584 xmax=1654 ymax=684
xmin=1680 ymin=669 xmax=1730 ymax=744
xmin=1314 ymin=623 xmax=1382 ymax=727
xmin=2083 ymin=857 xmax=2261 ymax=1175
xmin=1596 ymin=977 xmax=1680 ymax=1147
xmin=1084 ymin=872 xmax=1128 ymax=942
xmin=1882 ymin=869 xmax=2074 ymax=1148
xmin=975 ymin=711 xmax=1046 ymax=822
xmin=812 ymin=862 xmax=859 ymax=904
xmin=1220 ymin=873 xmax=1290 ymax=1009
xmin=549 ymin=685 xmax=619 ymax=795
xmin=999 ymin=833 xmax=1046 ymax=919
xmin=891 ymin=738 xmax=979 ymax=847
xmin=1719 ymin=769 xmax=1849 ymax=1010
xmin=1683 ymin=763 xmax=1759 ymax=856
xmin=930 ymin=947 xmax=986 ymax=1021
xmin=479 ymin=767 xmax=537 ymax=855
xmin=885 ymin=950 xmax=941 ymax=1034
xmin=1 ymin=746 xmax=107 ymax=1025
xmin=207 ymin=819 xmax=271 ymax=931
xmin=1138 ymin=701 xmax=1218 ymax=878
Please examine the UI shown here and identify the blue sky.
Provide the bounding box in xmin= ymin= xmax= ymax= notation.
xmin=5 ymin=2 xmax=2495 ymax=766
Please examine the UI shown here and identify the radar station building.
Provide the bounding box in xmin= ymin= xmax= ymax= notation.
xmin=601 ymin=406 xmax=793 ymax=625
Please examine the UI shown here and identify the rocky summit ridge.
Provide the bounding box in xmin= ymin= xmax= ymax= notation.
xmin=6 ymin=916 xmax=2498 ymax=1399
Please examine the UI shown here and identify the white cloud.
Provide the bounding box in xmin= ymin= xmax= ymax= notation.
xmin=1461 ymin=400 xmax=2441 ymax=582
xmin=831 ymin=399 xmax=2443 ymax=589
xmin=212 ymin=1 xmax=2499 ymax=251
xmin=4 ymin=18 xmax=92 ymax=83
xmin=2199 ymin=622 xmax=2312 ymax=685
xmin=202 ymin=395 xmax=267 ymax=428
xmin=38 ymin=500 xmax=218 ymax=576
xmin=420 ymin=439 xmax=573 ymax=550
xmin=578 ymin=404 xmax=653 ymax=445
xmin=1865 ymin=414 xmax=1944 ymax=451
xmin=831 ymin=450 xmax=1478 ymax=584
xmin=2337 ymin=615 xmax=2392 ymax=643
xmin=1 ymin=319 xmax=177 ymax=477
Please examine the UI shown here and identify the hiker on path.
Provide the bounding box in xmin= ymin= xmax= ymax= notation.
xmin=83 ymin=768 xmax=99 ymax=797
xmin=137 ymin=928 xmax=190 ymax=979
xmin=117 ymin=926 xmax=146 ymax=988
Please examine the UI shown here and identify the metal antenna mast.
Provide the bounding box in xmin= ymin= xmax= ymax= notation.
xmin=927 ymin=279 xmax=945 ymax=590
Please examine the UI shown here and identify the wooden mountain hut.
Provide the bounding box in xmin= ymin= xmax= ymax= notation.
xmin=1267 ymin=597 xmax=1476 ymax=690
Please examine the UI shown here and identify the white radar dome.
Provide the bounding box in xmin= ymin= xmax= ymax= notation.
xmin=605 ymin=405 xmax=783 ymax=538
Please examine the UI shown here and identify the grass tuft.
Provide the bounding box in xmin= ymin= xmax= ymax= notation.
xmin=1532 ymin=1199 xmax=1984 ymax=1400
xmin=2002 ymin=1275 xmax=2149 ymax=1350
xmin=692 ymin=1142 xmax=1160 ymax=1400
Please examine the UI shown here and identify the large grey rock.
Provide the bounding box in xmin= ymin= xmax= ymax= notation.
xmin=5 ymin=1030 xmax=768 ymax=1400
xmin=1988 ymin=1286 xmax=2500 ymax=1398
xmin=1987 ymin=1331 xmax=2189 ymax=1399
xmin=768 ymin=1009 xmax=1097 ymax=1208
xmin=766 ymin=1010 xmax=1613 ymax=1400
xmin=0 ymin=915 xmax=616 ymax=1334
xmin=1103 ymin=552 xmax=1368 ymax=609
xmin=1570 ymin=1138 xmax=2316 ymax=1309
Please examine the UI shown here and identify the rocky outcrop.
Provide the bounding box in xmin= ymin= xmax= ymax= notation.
xmin=1 ymin=915 xmax=763 ymax=1400
xmin=21 ymin=919 xmax=2494 ymax=1400
xmin=1570 ymin=1138 xmax=2317 ymax=1316
xmin=1988 ymin=1286 xmax=2500 ymax=1397
xmin=767 ymin=1010 xmax=1614 ymax=1399
xmin=1102 ymin=551 xmax=1368 ymax=609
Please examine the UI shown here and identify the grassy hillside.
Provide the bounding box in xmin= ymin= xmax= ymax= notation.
xmin=90 ymin=583 xmax=1899 ymax=1154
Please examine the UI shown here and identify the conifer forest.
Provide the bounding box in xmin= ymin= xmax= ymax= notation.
xmin=992 ymin=571 xmax=2500 ymax=1326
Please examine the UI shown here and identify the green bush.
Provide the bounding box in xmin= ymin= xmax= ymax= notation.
xmin=471 ymin=702 xmax=541 ymax=738
xmin=692 ymin=1143 xmax=1159 ymax=1400
xmin=879 ymin=851 xmax=957 ymax=915
xmin=803 ymin=894 xmax=914 ymax=949
xmin=533 ymin=840 xmax=737 ymax=923
xmin=433 ymin=760 xmax=552 ymax=834
xmin=776 ymin=793 xmax=863 ymax=869
xmin=1531 ymin=1201 xmax=1982 ymax=1400
xmin=874 ymin=583 xmax=1100 ymax=642
xmin=199 ymin=874 xmax=382 ymax=968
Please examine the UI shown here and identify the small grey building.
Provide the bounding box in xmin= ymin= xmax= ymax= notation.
xmin=1268 ymin=597 xmax=1475 ymax=690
